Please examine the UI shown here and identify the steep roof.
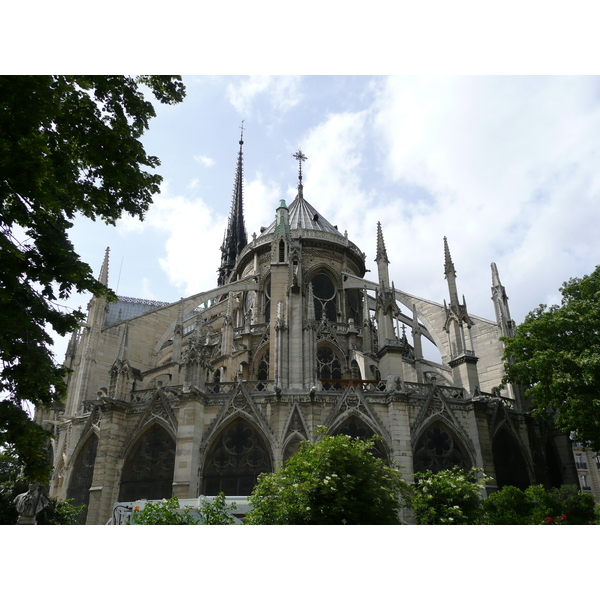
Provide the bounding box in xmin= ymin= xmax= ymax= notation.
xmin=259 ymin=194 xmax=344 ymax=238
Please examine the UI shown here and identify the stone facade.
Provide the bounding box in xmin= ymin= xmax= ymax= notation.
xmin=37 ymin=143 xmax=578 ymax=524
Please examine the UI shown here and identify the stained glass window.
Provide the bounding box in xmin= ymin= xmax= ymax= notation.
xmin=203 ymin=419 xmax=272 ymax=496
xmin=317 ymin=345 xmax=342 ymax=390
xmin=413 ymin=423 xmax=471 ymax=474
xmin=312 ymin=272 xmax=337 ymax=322
xmin=118 ymin=425 xmax=176 ymax=502
xmin=66 ymin=435 xmax=98 ymax=524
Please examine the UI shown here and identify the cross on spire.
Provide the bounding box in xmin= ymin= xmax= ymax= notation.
xmin=239 ymin=120 xmax=245 ymax=144
xmin=293 ymin=149 xmax=307 ymax=183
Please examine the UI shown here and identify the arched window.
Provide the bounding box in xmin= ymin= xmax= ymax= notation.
xmin=346 ymin=288 xmax=360 ymax=322
xmin=118 ymin=424 xmax=176 ymax=502
xmin=203 ymin=418 xmax=272 ymax=496
xmin=317 ymin=345 xmax=342 ymax=390
xmin=492 ymin=428 xmax=530 ymax=490
xmin=311 ymin=272 xmax=337 ymax=322
xmin=283 ymin=437 xmax=304 ymax=464
xmin=350 ymin=360 xmax=361 ymax=380
xmin=257 ymin=350 xmax=269 ymax=384
xmin=278 ymin=239 xmax=285 ymax=262
xmin=67 ymin=435 xmax=98 ymax=524
xmin=413 ymin=422 xmax=472 ymax=474
xmin=334 ymin=416 xmax=387 ymax=460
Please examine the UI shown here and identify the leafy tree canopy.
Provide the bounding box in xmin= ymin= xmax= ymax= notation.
xmin=0 ymin=76 xmax=185 ymax=482
xmin=246 ymin=431 xmax=407 ymax=525
xmin=502 ymin=266 xmax=600 ymax=449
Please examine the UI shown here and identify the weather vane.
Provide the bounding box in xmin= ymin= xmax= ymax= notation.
xmin=292 ymin=149 xmax=307 ymax=183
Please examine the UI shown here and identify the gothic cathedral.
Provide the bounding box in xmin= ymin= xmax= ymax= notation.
xmin=37 ymin=132 xmax=578 ymax=524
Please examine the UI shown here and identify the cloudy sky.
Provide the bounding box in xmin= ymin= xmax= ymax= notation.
xmin=53 ymin=75 xmax=600 ymax=361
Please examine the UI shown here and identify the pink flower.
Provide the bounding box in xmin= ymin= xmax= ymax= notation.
xmin=546 ymin=517 xmax=553 ymax=523
xmin=562 ymin=514 xmax=567 ymax=520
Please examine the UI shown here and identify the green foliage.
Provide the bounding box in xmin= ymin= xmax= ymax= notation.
xmin=36 ymin=497 xmax=87 ymax=525
xmin=407 ymin=467 xmax=490 ymax=525
xmin=529 ymin=484 xmax=596 ymax=525
xmin=130 ymin=493 xmax=237 ymax=525
xmin=483 ymin=484 xmax=596 ymax=525
xmin=198 ymin=491 xmax=237 ymax=525
xmin=131 ymin=497 xmax=197 ymax=525
xmin=481 ymin=485 xmax=533 ymax=524
xmin=246 ymin=432 xmax=407 ymax=525
xmin=502 ymin=265 xmax=600 ymax=450
xmin=0 ymin=75 xmax=185 ymax=483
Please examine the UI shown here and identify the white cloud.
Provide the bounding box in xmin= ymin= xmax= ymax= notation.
xmin=194 ymin=155 xmax=215 ymax=167
xmin=367 ymin=76 xmax=600 ymax=322
xmin=226 ymin=75 xmax=302 ymax=116
xmin=244 ymin=172 xmax=282 ymax=237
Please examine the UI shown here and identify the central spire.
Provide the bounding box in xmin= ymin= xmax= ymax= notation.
xmin=218 ymin=124 xmax=248 ymax=286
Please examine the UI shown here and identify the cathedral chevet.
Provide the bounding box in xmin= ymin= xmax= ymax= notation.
xmin=37 ymin=131 xmax=578 ymax=524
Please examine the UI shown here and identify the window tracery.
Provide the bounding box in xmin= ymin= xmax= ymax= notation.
xmin=413 ymin=422 xmax=471 ymax=474
xmin=317 ymin=345 xmax=342 ymax=390
xmin=118 ymin=425 xmax=176 ymax=502
xmin=334 ymin=416 xmax=387 ymax=460
xmin=203 ymin=418 xmax=272 ymax=496
xmin=311 ymin=272 xmax=337 ymax=322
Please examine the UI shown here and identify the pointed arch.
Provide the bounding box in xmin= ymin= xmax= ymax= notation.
xmin=413 ymin=419 xmax=473 ymax=474
xmin=308 ymin=268 xmax=338 ymax=322
xmin=282 ymin=433 xmax=306 ymax=464
xmin=118 ymin=422 xmax=176 ymax=502
xmin=317 ymin=341 xmax=344 ymax=390
xmin=331 ymin=414 xmax=389 ymax=460
xmin=202 ymin=416 xmax=273 ymax=496
xmin=66 ymin=433 xmax=98 ymax=524
xmin=491 ymin=427 xmax=531 ymax=490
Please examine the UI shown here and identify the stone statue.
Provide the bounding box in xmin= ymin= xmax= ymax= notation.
xmin=14 ymin=483 xmax=50 ymax=524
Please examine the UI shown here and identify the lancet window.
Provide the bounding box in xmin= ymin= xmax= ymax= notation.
xmin=311 ymin=272 xmax=337 ymax=322
xmin=203 ymin=418 xmax=272 ymax=496
xmin=492 ymin=428 xmax=530 ymax=490
xmin=413 ymin=422 xmax=471 ymax=474
xmin=66 ymin=435 xmax=98 ymax=523
xmin=317 ymin=344 xmax=342 ymax=390
xmin=118 ymin=424 xmax=176 ymax=503
xmin=334 ymin=416 xmax=387 ymax=460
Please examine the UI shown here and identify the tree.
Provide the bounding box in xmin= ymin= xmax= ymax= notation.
xmin=129 ymin=493 xmax=237 ymax=525
xmin=502 ymin=266 xmax=600 ymax=450
xmin=483 ymin=484 xmax=596 ymax=525
xmin=406 ymin=467 xmax=490 ymax=525
xmin=0 ymin=76 xmax=186 ymax=482
xmin=246 ymin=432 xmax=407 ymax=525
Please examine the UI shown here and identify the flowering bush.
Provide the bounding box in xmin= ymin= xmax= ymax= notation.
xmin=130 ymin=492 xmax=236 ymax=525
xmin=483 ymin=484 xmax=596 ymax=525
xmin=246 ymin=432 xmax=407 ymax=524
xmin=407 ymin=467 xmax=490 ymax=525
